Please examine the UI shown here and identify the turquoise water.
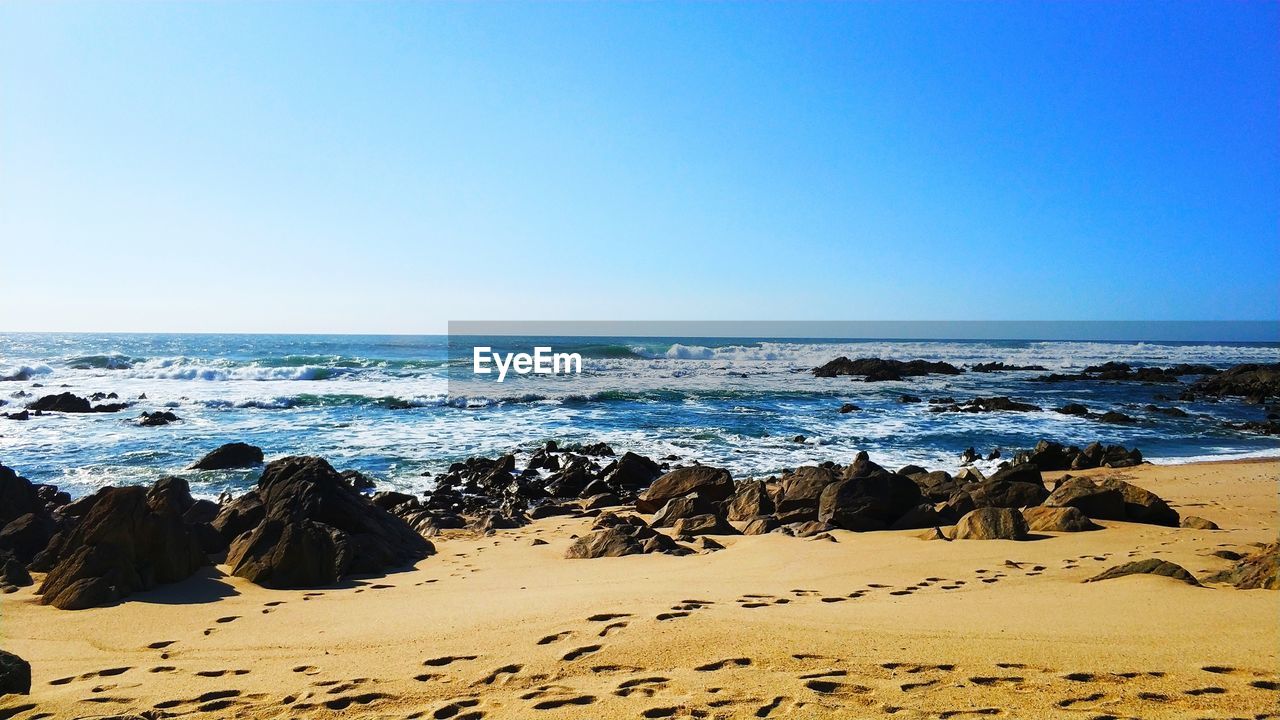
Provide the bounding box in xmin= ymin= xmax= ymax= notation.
xmin=1 ymin=333 xmax=1277 ymax=499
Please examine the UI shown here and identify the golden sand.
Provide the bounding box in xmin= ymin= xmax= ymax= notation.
xmin=2 ymin=459 xmax=1277 ymax=719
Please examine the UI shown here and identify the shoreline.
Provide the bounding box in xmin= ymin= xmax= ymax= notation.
xmin=2 ymin=457 xmax=1277 ymax=718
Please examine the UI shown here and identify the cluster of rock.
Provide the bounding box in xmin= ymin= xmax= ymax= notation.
xmin=970 ymin=362 xmax=1047 ymax=372
xmin=1034 ymin=362 xmax=1221 ymax=385
xmin=929 ymin=396 xmax=1041 ymax=413
xmin=1015 ymin=440 xmax=1144 ymax=471
xmin=813 ymin=357 xmax=962 ymax=381
xmin=0 ymin=445 xmax=435 ymax=608
xmin=138 ymin=410 xmax=180 ymax=427
xmin=25 ymin=391 xmax=129 ymax=413
xmin=1193 ymin=363 xmax=1280 ymax=403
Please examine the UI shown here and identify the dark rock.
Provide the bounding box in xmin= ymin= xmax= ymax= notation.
xmin=697 ymin=537 xmax=725 ymax=551
xmin=780 ymin=520 xmax=836 ymax=538
xmin=725 ymin=480 xmax=773 ymax=521
xmin=953 ymin=508 xmax=1029 ymax=540
xmin=838 ymin=403 xmax=860 ymax=413
xmin=1203 ymin=542 xmax=1278 ymax=590
xmin=37 ymin=479 xmax=208 ymax=609
xmin=0 ymin=649 xmax=31 ymax=696
xmin=818 ymin=471 xmax=923 ymax=531
xmin=741 ymin=516 xmax=781 ymax=535
xmin=26 ymin=392 xmax=91 ymax=412
xmin=970 ymin=362 xmax=1047 ymax=372
xmin=528 ymin=502 xmax=578 ymax=519
xmin=1098 ymin=411 xmax=1135 ymax=424
xmin=601 ymin=451 xmax=661 ymax=489
xmin=776 ymin=466 xmax=839 ymax=513
xmin=1193 ymin=363 xmax=1280 ymax=401
xmin=224 ymin=456 xmax=434 ymax=588
xmin=3 ymin=410 xmax=29 ymax=420
xmin=898 ymin=394 xmax=921 ymax=403
xmin=210 ymin=491 xmax=265 ymax=542
xmin=190 ymin=442 xmax=265 ymax=470
xmin=968 ymin=478 xmax=1049 ymax=509
xmin=1 ymin=550 xmax=32 ymax=587
xmin=0 ymin=512 xmax=57 ymax=563
xmin=0 ymin=464 xmax=38 ymax=527
xmin=564 ymin=513 xmax=686 ymax=559
xmin=581 ymin=493 xmax=620 ymax=510
xmin=138 ymin=410 xmax=179 ymax=426
xmin=812 ymin=357 xmax=962 ymax=380
xmin=340 ymin=470 xmax=376 ymax=491
xmin=889 ymin=503 xmax=947 ymax=531
xmin=932 ymin=396 xmax=1041 ymax=413
xmin=371 ymin=491 xmax=418 ymax=512
xmin=635 ymin=466 xmax=733 ymax=514
xmin=671 ymin=513 xmax=738 ymax=536
xmin=1085 ymin=559 xmax=1200 ymax=586
xmin=1056 ymin=403 xmax=1089 ymax=416
xmin=1043 ymin=478 xmax=1126 ymax=521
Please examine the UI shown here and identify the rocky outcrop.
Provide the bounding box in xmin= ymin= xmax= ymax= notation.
xmin=1036 ymin=362 xmax=1219 ymax=385
xmin=929 ymin=396 xmax=1041 ymax=413
xmin=0 ymin=649 xmax=31 ymax=696
xmin=1204 ymin=543 xmax=1278 ymax=590
xmin=27 ymin=392 xmax=128 ymax=413
xmin=672 ymin=513 xmax=737 ymax=536
xmin=600 ymin=452 xmax=662 ymax=490
xmin=970 ymin=362 xmax=1047 ymax=372
xmin=224 ymin=456 xmax=434 ymax=588
xmin=812 ymin=357 xmax=962 ymax=381
xmin=1193 ymin=363 xmax=1280 ymax=402
xmin=1045 ymin=477 xmax=1178 ymax=527
xmin=138 ymin=410 xmax=180 ymax=426
xmin=635 ymin=466 xmax=733 ymax=514
xmin=1021 ymin=506 xmax=1099 ymax=532
xmin=776 ymin=466 xmax=839 ymax=515
xmin=1017 ymin=440 xmax=1142 ymax=471
xmin=725 ymin=480 xmax=773 ymax=521
xmin=36 ymin=478 xmax=208 ymax=610
xmin=651 ymin=494 xmax=714 ymax=528
xmin=953 ymin=508 xmax=1029 ymax=540
xmin=817 ymin=462 xmax=923 ymax=531
xmin=190 ymin=442 xmax=265 ymax=470
xmin=564 ymin=513 xmax=690 ymax=558
xmin=1085 ymin=559 xmax=1200 ymax=586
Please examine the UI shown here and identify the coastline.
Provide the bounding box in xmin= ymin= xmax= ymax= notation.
xmin=2 ymin=457 xmax=1276 ymax=719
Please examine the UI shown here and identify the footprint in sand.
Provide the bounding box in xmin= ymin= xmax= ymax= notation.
xmin=292 ymin=665 xmax=320 ymax=675
xmin=146 ymin=640 xmax=176 ymax=650
xmin=433 ymin=697 xmax=482 ymax=719
xmin=479 ymin=664 xmax=522 ymax=685
xmin=598 ymin=622 xmax=628 ymax=637
xmin=530 ymin=694 xmax=596 ymax=710
xmin=587 ymin=613 xmax=632 ymax=622
xmin=537 ymin=631 xmax=572 ymax=645
xmin=424 ymin=655 xmax=479 ymax=667
xmin=655 ymin=611 xmax=689 ymax=621
xmin=614 ymin=676 xmax=669 ymax=698
xmin=561 ymin=645 xmax=601 ymax=662
xmin=695 ymin=658 xmax=752 ymax=672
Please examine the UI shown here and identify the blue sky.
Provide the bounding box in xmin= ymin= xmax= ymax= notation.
xmin=1 ymin=2 xmax=1276 ymax=332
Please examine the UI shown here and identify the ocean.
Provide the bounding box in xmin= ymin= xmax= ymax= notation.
xmin=1 ymin=333 xmax=1277 ymax=500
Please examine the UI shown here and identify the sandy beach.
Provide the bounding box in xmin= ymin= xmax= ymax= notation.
xmin=1 ymin=458 xmax=1276 ymax=719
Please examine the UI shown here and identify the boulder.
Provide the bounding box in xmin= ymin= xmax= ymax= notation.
xmin=910 ymin=471 xmax=961 ymax=503
xmin=986 ymin=462 xmax=1043 ymax=487
xmin=224 ymin=456 xmax=434 ymax=588
xmin=138 ymin=410 xmax=179 ymax=427
xmin=635 ymin=466 xmax=733 ymax=514
xmin=1204 ymin=542 xmax=1279 ymax=590
xmin=190 ymin=442 xmax=264 ymax=470
xmin=0 ymin=649 xmax=31 ymax=696
xmin=818 ymin=472 xmax=923 ymax=531
xmin=1056 ymin=403 xmax=1089 ymax=416
xmin=1084 ymin=559 xmax=1200 ymax=586
xmin=725 ymin=480 xmax=773 ymax=521
xmin=1096 ymin=478 xmax=1179 ymax=526
xmin=741 ymin=516 xmax=781 ymax=535
xmin=1021 ymin=506 xmax=1100 ymax=532
xmin=564 ymin=513 xmax=686 ymax=559
xmin=0 ymin=464 xmax=38 ymax=527
xmin=1043 ymin=478 xmax=1126 ymax=520
xmin=211 ymin=491 xmax=266 ymax=542
xmin=37 ymin=479 xmax=208 ymax=610
xmin=953 ymin=508 xmax=1029 ymax=540
xmin=776 ymin=466 xmax=839 ymax=513
xmin=889 ymin=503 xmax=947 ymax=531
xmin=1193 ymin=363 xmax=1280 ymax=401
xmin=0 ymin=512 xmax=57 ymax=563
xmin=651 ymin=494 xmax=714 ymax=528
xmin=812 ymin=357 xmax=962 ymax=380
xmin=581 ymin=493 xmax=620 ymax=510
xmin=778 ymin=520 xmax=836 ymax=538
xmin=601 ymin=452 xmax=661 ymax=489
xmin=1180 ymin=516 xmax=1219 ymax=530
xmin=671 ymin=513 xmax=738 ymax=536
xmin=1 ymin=550 xmax=32 ymax=587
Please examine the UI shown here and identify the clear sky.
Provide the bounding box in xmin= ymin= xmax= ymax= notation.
xmin=1 ymin=2 xmax=1276 ymax=333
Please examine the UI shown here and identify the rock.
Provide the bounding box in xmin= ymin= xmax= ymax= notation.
xmin=138 ymin=410 xmax=179 ymax=426
xmin=635 ymin=466 xmax=734 ymax=514
xmin=530 ymin=538 xmax=549 ymax=546
xmin=1021 ymin=506 xmax=1100 ymax=532
xmin=918 ymin=527 xmax=952 ymax=541
xmin=651 ymin=494 xmax=714 ymax=527
xmin=0 ymin=464 xmax=38 ymax=527
xmin=3 ymin=410 xmax=29 ymax=420
xmin=371 ymin=491 xmax=418 ymax=512
xmin=1043 ymin=478 xmax=1126 ymax=520
xmin=1084 ymin=559 xmax=1200 ymax=586
xmin=26 ymin=392 xmax=91 ymax=412
xmin=564 ymin=514 xmax=686 ymax=559
xmin=581 ymin=493 xmax=620 ymax=510
xmin=224 ymin=456 xmax=434 ymax=588
xmin=725 ymin=480 xmax=773 ymax=521
xmin=889 ymin=503 xmax=947 ymax=530
xmin=970 ymin=362 xmax=1047 ymax=372
xmin=909 ymin=471 xmax=960 ymax=503
xmin=0 ymin=512 xmax=57 ymax=563
xmin=340 ymin=470 xmax=376 ymax=491
xmin=792 ymin=435 xmax=806 ymax=443
xmin=898 ymin=394 xmax=922 ymax=403
xmin=1180 ymin=516 xmax=1219 ymax=530
xmin=741 ymin=516 xmax=781 ymax=535
xmin=527 ymin=502 xmax=577 ymax=519
xmin=671 ymin=513 xmax=738 ymax=536
xmin=812 ymin=357 xmax=962 ymax=380
xmin=601 ymin=451 xmax=661 ymax=489
xmin=967 ymin=478 xmax=1049 ymax=509
xmin=838 ymin=403 xmax=860 ymax=413
xmin=818 ymin=471 xmax=923 ymax=531
xmin=1096 ymin=478 xmax=1179 ymax=526
xmin=1098 ymin=411 xmax=1135 ymax=424
xmin=780 ymin=520 xmax=836 ymax=538
xmin=37 ymin=479 xmax=208 ymax=610
xmin=932 ymin=396 xmax=1041 ymax=413
xmin=1203 ymin=542 xmax=1278 ymax=590
xmin=190 ymin=442 xmax=265 ymax=470
xmin=1212 ymin=550 xmax=1243 ymax=561
xmin=777 ymin=466 xmax=839 ymax=513
xmin=1056 ymin=403 xmax=1089 ymax=416
xmin=1193 ymin=363 xmax=1280 ymax=401
xmin=0 ymin=649 xmax=31 ymax=696
xmin=954 ymin=467 xmax=986 ymax=483
xmin=210 ymin=491 xmax=266 ymax=542
xmin=953 ymin=508 xmax=1029 ymax=540
xmin=1 ymin=550 xmax=32 ymax=587
xmin=697 ymin=537 xmax=725 ymax=551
